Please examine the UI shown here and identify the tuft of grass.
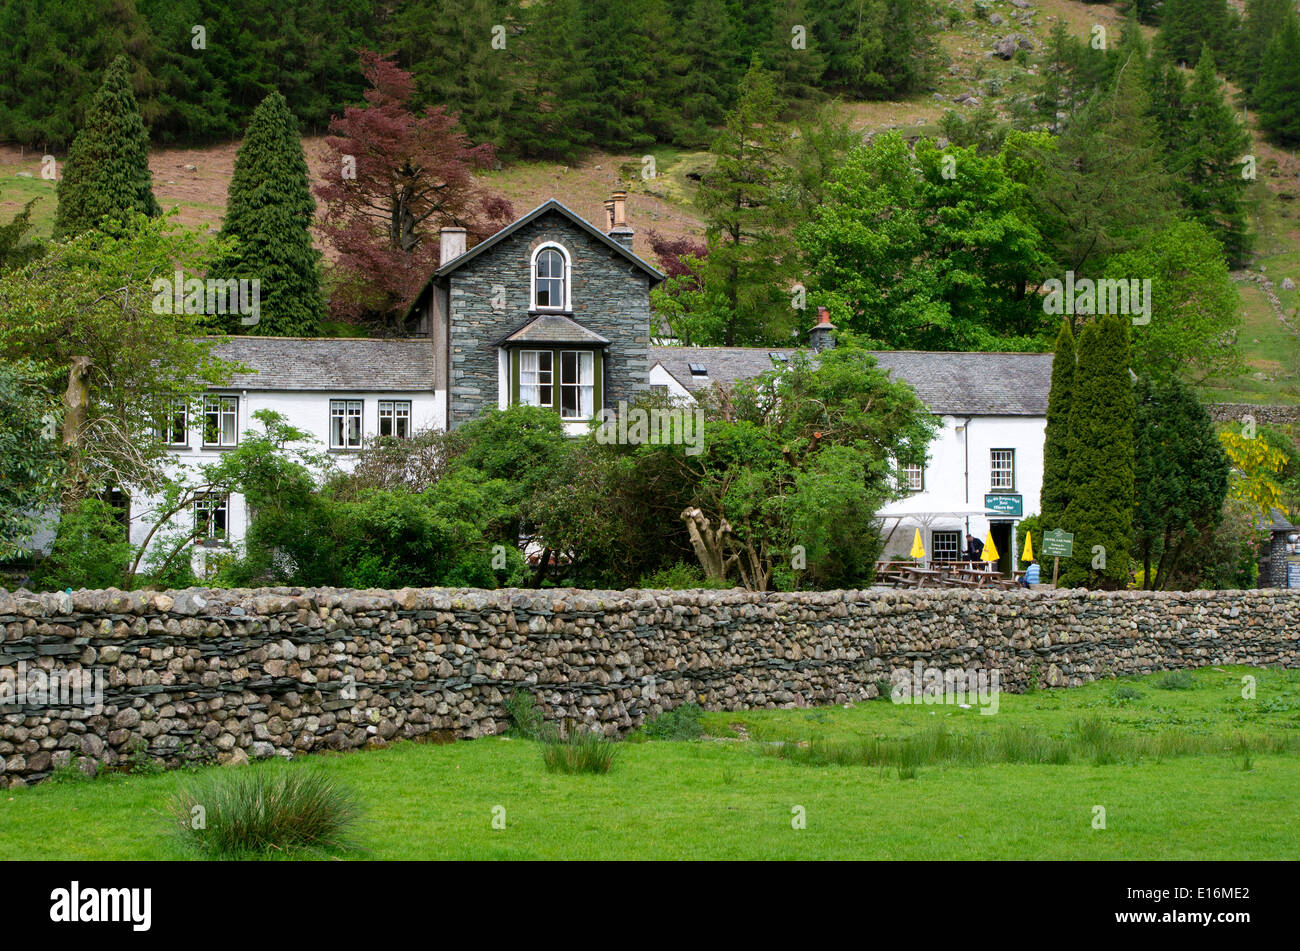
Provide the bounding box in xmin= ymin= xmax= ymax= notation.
xmin=760 ymin=717 xmax=1299 ymax=770
xmin=638 ymin=702 xmax=705 ymax=741
xmin=167 ymin=766 xmax=362 ymax=859
xmin=1155 ymin=670 xmax=1196 ymax=691
xmin=1114 ymin=684 xmax=1144 ymax=702
xmin=541 ymin=729 xmax=618 ymax=775
xmin=504 ymin=690 xmax=550 ymax=740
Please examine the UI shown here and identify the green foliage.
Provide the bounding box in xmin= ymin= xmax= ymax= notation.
xmin=53 ymin=56 xmax=160 ymax=240
xmin=0 ymin=200 xmax=45 ymax=273
xmin=541 ymin=729 xmax=618 ymax=774
xmin=1103 ymin=220 xmax=1242 ymax=382
xmin=167 ymin=767 xmax=362 ymax=859
xmin=1059 ymin=315 xmax=1135 ymax=589
xmin=1155 ymin=669 xmax=1196 ymax=690
xmin=1131 ymin=375 xmax=1230 ymax=589
xmin=800 ymin=132 xmax=1052 ymax=350
xmin=0 ymin=212 xmax=239 ymax=500
xmin=209 ymin=92 xmax=324 ymax=335
xmin=0 ymin=360 xmax=63 ymax=558
xmin=690 ymin=59 xmax=797 ymax=346
xmin=1158 ymin=0 xmax=1234 ymax=66
xmin=1019 ymin=59 xmax=1179 ymax=273
xmin=1040 ymin=320 xmax=1075 ymax=532
xmin=638 ymin=562 xmax=730 ymax=589
xmin=32 ymin=497 xmax=133 ymax=591
xmin=504 ymin=691 xmax=550 ymax=741
xmin=1255 ymin=9 xmax=1300 ymax=145
xmin=1162 ymin=50 xmax=1253 ymax=266
xmin=638 ymin=702 xmax=705 ymax=740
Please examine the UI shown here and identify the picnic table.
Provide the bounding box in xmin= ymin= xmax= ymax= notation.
xmin=954 ymin=567 xmax=1006 ymax=589
xmin=897 ymin=566 xmax=946 ymax=588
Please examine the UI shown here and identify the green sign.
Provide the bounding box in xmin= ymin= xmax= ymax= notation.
xmin=1041 ymin=529 xmax=1074 ymax=558
xmin=984 ymin=494 xmax=1023 ymax=516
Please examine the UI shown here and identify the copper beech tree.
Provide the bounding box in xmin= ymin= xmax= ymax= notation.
xmin=316 ymin=50 xmax=513 ymax=333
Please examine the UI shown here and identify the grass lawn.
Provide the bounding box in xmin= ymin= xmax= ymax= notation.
xmin=2 ymin=666 xmax=1297 ymax=860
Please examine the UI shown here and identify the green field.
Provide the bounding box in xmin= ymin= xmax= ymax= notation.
xmin=2 ymin=665 xmax=1297 ymax=860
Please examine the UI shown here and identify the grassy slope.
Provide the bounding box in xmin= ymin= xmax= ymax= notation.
xmin=0 ymin=0 xmax=1294 ymax=398
xmin=2 ymin=665 xmax=1296 ymax=860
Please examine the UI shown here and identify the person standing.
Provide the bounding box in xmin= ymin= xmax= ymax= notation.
xmin=964 ymin=533 xmax=984 ymax=562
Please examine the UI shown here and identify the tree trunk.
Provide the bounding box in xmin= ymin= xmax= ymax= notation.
xmin=681 ymin=507 xmax=733 ymax=582
xmin=60 ymin=356 xmax=93 ymax=509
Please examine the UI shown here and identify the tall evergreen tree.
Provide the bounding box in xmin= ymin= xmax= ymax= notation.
xmin=1040 ymin=320 xmax=1075 ymax=532
xmin=695 ymin=58 xmax=795 ymax=346
xmin=1168 ymin=48 xmax=1252 ymax=265
xmin=1256 ymin=10 xmax=1300 ymax=145
xmin=1131 ymin=374 xmax=1229 ymax=589
xmin=1059 ymin=315 xmax=1136 ymax=589
xmin=209 ymin=92 xmax=323 ymax=336
xmin=762 ymin=0 xmax=827 ymax=110
xmin=1238 ymin=0 xmax=1293 ymax=103
xmin=53 ymin=56 xmax=161 ymax=240
xmin=1158 ymin=0 xmax=1232 ymax=66
xmin=1027 ymin=53 xmax=1179 ymax=274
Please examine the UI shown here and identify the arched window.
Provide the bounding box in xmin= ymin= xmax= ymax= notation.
xmin=532 ymin=243 xmax=570 ymax=310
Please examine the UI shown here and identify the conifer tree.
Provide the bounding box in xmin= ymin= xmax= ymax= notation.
xmin=53 ymin=56 xmax=160 ymax=240
xmin=1239 ymin=0 xmax=1293 ymax=103
xmin=1256 ymin=10 xmax=1300 ymax=145
xmin=1059 ymin=315 xmax=1136 ymax=589
xmin=1040 ymin=320 xmax=1075 ymax=532
xmin=675 ymin=0 xmax=737 ymax=146
xmin=1170 ymin=48 xmax=1252 ymax=265
xmin=209 ymin=92 xmax=323 ymax=336
xmin=695 ymin=58 xmax=795 ymax=346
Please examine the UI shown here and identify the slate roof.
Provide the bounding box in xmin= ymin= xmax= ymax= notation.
xmin=207 ymin=336 xmax=437 ymax=391
xmin=650 ymin=347 xmax=1054 ymax=416
xmin=497 ymin=314 xmax=610 ymax=347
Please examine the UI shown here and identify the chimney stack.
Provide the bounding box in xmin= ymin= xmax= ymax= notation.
xmin=809 ymin=306 xmax=837 ymax=352
xmin=608 ymin=190 xmax=634 ymax=251
xmin=439 ymin=226 xmax=467 ymax=266
xmin=603 ymin=199 xmax=615 ymax=229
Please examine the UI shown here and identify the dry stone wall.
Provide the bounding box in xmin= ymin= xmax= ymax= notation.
xmin=2 ymin=585 xmax=1297 ymax=786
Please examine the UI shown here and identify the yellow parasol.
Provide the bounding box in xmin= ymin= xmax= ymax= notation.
xmin=983 ymin=531 xmax=999 ymax=563
xmin=1022 ymin=530 xmax=1033 ymax=562
xmin=910 ymin=528 xmax=926 ymax=560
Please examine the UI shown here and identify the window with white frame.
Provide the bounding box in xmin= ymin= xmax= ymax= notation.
xmin=194 ymin=494 xmax=229 ymax=542
xmin=559 ymin=350 xmax=594 ymax=419
xmin=532 ymin=245 xmax=568 ymax=310
xmin=330 ymin=400 xmax=363 ymax=449
xmin=202 ymin=395 xmax=238 ymax=447
xmin=378 ymin=400 xmax=412 ymax=439
xmin=903 ymin=462 xmax=924 ymax=493
xmin=932 ymin=530 xmax=962 ymax=561
xmin=519 ymin=351 xmax=553 ymax=407
xmin=158 ymin=399 xmax=188 ymax=446
xmin=990 ymin=448 xmax=1015 ymax=490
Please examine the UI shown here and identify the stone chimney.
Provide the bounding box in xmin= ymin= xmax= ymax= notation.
xmin=608 ymin=190 xmax=634 ymax=251
xmin=439 ymin=226 xmax=467 ymax=266
xmin=809 ymin=306 xmax=837 ymax=352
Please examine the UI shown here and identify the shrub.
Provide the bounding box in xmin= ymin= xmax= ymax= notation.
xmin=32 ymin=497 xmax=132 ymax=591
xmin=541 ymin=729 xmax=618 ymax=774
xmin=639 ymin=702 xmax=705 ymax=740
xmin=167 ymin=767 xmax=361 ymax=858
xmin=1114 ymin=684 xmax=1144 ymax=701
xmin=1155 ymin=670 xmax=1196 ymax=690
xmin=638 ymin=562 xmax=729 ymax=590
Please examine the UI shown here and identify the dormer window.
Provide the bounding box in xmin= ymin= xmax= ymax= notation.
xmin=532 ymin=243 xmax=570 ymax=311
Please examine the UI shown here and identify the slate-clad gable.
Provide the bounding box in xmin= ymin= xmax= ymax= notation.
xmin=442 ymin=207 xmax=654 ymax=427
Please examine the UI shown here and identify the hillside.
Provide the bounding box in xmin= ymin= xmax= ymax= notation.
xmin=1 ymin=0 xmax=1297 ymax=400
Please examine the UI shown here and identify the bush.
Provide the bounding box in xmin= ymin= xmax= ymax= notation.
xmin=167 ymin=767 xmax=361 ymax=859
xmin=541 ymin=729 xmax=618 ymax=774
xmin=638 ymin=562 xmax=729 ymax=590
xmin=32 ymin=497 xmax=132 ymax=591
xmin=639 ymin=702 xmax=705 ymax=740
